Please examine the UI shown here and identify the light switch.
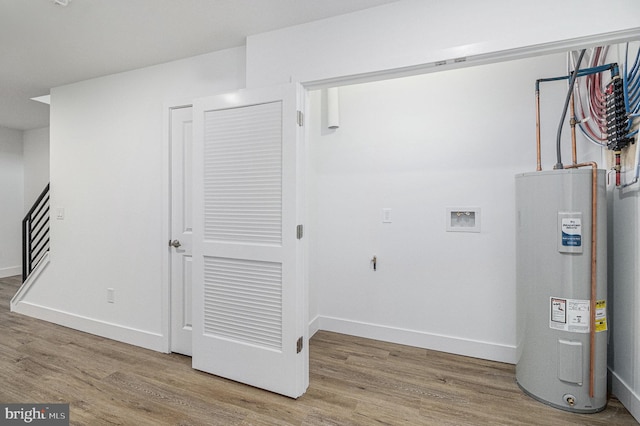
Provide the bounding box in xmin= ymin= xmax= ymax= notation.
xmin=382 ymin=208 xmax=392 ymax=223
xmin=56 ymin=207 xmax=65 ymax=220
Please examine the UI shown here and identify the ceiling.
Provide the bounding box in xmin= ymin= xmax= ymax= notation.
xmin=0 ymin=0 xmax=399 ymax=131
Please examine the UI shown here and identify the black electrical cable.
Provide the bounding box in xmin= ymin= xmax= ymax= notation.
xmin=555 ymin=49 xmax=587 ymax=169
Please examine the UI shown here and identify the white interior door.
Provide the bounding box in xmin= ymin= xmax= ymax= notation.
xmin=192 ymin=83 xmax=308 ymax=398
xmin=170 ymin=106 xmax=194 ymax=356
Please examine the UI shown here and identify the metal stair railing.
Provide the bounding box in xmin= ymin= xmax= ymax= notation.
xmin=22 ymin=183 xmax=50 ymax=282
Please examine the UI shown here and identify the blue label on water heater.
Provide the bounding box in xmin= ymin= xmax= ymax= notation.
xmin=561 ymin=218 xmax=582 ymax=247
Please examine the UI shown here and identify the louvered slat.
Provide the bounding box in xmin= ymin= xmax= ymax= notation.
xmin=203 ymin=256 xmax=282 ymax=350
xmin=203 ymin=102 xmax=282 ymax=245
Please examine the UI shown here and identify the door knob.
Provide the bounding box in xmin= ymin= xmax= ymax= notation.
xmin=169 ymin=239 xmax=182 ymax=248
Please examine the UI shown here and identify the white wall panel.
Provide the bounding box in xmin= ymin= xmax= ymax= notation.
xmin=23 ymin=127 xmax=50 ymax=213
xmin=0 ymin=126 xmax=23 ymax=277
xmin=610 ymin=185 xmax=640 ymax=422
xmin=247 ymin=0 xmax=640 ymax=88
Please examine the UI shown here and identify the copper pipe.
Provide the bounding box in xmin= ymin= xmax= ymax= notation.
xmin=565 ymin=161 xmax=598 ymax=398
xmin=570 ymin=95 xmax=577 ymax=165
xmin=615 ymin=151 xmax=622 ymax=187
xmin=536 ymin=89 xmax=542 ymax=171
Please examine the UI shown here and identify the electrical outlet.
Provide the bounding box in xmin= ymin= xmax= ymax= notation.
xmin=107 ymin=288 xmax=115 ymax=303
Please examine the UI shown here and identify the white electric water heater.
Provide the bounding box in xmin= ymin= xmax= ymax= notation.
xmin=515 ymin=168 xmax=607 ymax=413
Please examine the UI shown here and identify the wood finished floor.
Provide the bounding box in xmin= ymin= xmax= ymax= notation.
xmin=1 ymin=275 xmax=637 ymax=426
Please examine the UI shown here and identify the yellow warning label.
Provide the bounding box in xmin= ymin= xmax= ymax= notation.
xmin=595 ymin=300 xmax=607 ymax=332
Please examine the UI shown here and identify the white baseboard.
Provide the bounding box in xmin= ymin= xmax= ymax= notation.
xmin=10 ymin=253 xmax=49 ymax=309
xmin=11 ymin=301 xmax=166 ymax=353
xmin=610 ymin=368 xmax=640 ymax=423
xmin=308 ymin=315 xmax=320 ymax=338
xmin=316 ymin=315 xmax=516 ymax=364
xmin=0 ymin=265 xmax=21 ymax=279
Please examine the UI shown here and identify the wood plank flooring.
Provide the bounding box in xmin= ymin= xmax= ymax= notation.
xmin=1 ymin=275 xmax=637 ymax=425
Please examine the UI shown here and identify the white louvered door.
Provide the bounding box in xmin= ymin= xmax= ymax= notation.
xmin=191 ymin=84 xmax=307 ymax=398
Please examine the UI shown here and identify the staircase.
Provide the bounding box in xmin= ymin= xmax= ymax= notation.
xmin=22 ymin=183 xmax=50 ymax=282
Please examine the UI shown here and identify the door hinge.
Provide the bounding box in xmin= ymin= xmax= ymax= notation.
xmin=296 ymin=336 xmax=303 ymax=353
xmin=297 ymin=110 xmax=304 ymax=127
xmin=296 ymin=224 xmax=304 ymax=239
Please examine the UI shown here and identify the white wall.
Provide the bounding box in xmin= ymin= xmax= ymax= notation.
xmin=307 ymin=52 xmax=602 ymax=363
xmin=610 ymin=187 xmax=640 ymax=421
xmin=246 ymin=0 xmax=640 ymax=88
xmin=23 ymin=127 xmax=50 ymax=213
xmin=602 ymin=43 xmax=640 ymax=422
xmin=0 ymin=126 xmax=24 ymax=278
xmin=13 ymin=47 xmax=245 ymax=351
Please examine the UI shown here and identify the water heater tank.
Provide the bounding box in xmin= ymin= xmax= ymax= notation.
xmin=515 ymin=168 xmax=607 ymax=413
